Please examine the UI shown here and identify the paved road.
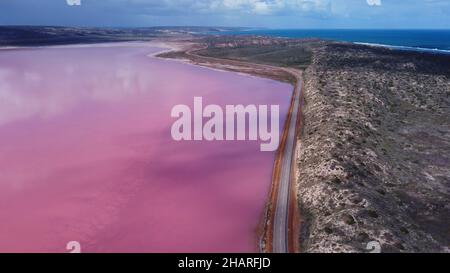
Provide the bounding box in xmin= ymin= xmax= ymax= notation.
xmin=272 ymin=68 xmax=302 ymax=253
xmin=173 ymin=46 xmax=302 ymax=253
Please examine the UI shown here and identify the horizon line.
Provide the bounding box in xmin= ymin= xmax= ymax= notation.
xmin=1 ymin=25 xmax=450 ymax=31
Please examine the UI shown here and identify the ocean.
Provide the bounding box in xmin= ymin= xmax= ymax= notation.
xmin=212 ymin=29 xmax=450 ymax=54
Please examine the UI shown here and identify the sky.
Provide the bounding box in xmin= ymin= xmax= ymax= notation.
xmin=0 ymin=0 xmax=449 ymax=29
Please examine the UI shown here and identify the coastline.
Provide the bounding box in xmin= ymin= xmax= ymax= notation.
xmin=353 ymin=42 xmax=450 ymax=55
xmin=209 ymin=28 xmax=450 ymax=56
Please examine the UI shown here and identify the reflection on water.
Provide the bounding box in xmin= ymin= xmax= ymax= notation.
xmin=0 ymin=44 xmax=291 ymax=252
xmin=0 ymin=47 xmax=163 ymax=126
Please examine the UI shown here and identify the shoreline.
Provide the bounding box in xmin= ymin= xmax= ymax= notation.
xmin=353 ymin=42 xmax=450 ymax=55
xmin=154 ymin=40 xmax=304 ymax=253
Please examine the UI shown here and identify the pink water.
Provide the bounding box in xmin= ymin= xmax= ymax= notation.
xmin=0 ymin=43 xmax=291 ymax=253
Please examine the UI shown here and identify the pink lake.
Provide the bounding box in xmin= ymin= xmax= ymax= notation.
xmin=0 ymin=43 xmax=291 ymax=253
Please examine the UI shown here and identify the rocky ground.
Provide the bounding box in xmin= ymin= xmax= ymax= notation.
xmin=298 ymin=43 xmax=450 ymax=253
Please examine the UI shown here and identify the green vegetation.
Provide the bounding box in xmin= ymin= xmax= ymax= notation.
xmin=197 ymin=36 xmax=317 ymax=69
xmin=199 ymin=46 xmax=312 ymax=69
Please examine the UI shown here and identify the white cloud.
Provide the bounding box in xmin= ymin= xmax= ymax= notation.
xmin=367 ymin=0 xmax=382 ymax=6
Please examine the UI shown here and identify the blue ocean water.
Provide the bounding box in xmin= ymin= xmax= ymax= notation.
xmin=213 ymin=29 xmax=450 ymax=54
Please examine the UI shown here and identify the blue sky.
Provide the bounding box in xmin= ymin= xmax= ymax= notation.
xmin=0 ymin=0 xmax=449 ymax=29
